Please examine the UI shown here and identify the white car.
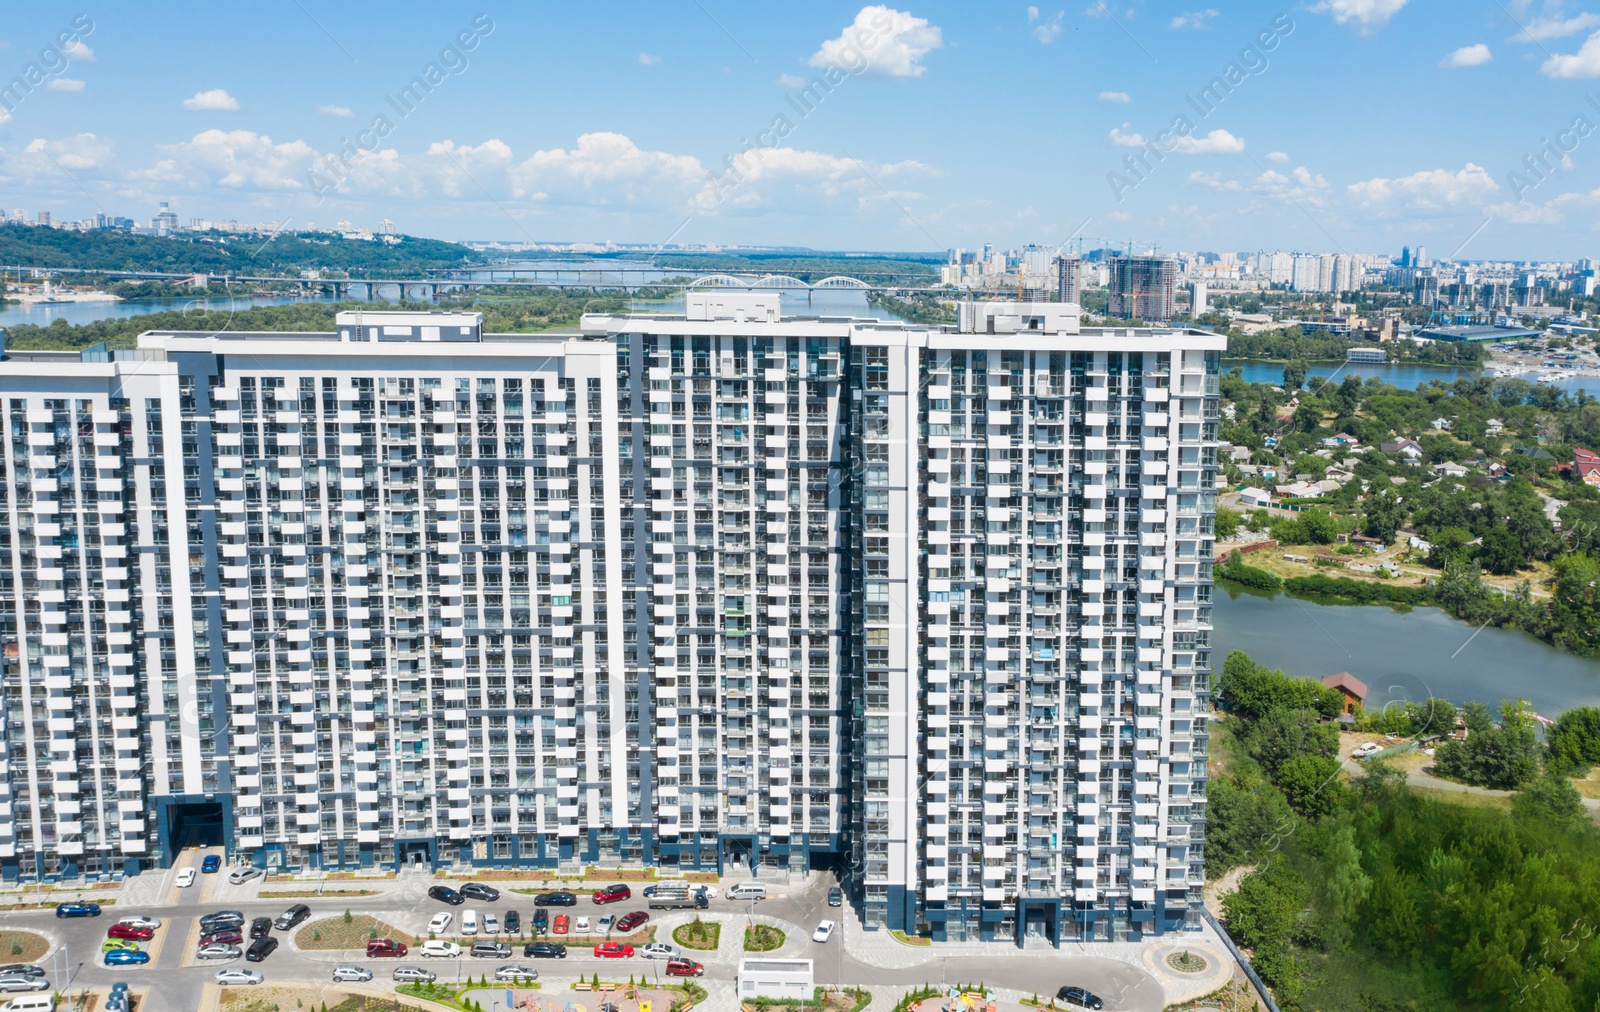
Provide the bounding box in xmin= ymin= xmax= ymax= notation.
xmin=175 ymin=867 xmax=197 ymax=888
xmin=118 ymin=916 xmax=162 ymax=930
xmin=813 ymin=920 xmax=835 ymax=943
xmin=574 ymin=916 xmax=591 ymax=933
xmin=484 ymin=913 xmax=499 ymax=934
xmin=428 ymin=912 xmax=454 ymax=935
xmin=420 ymin=940 xmax=461 ymax=958
xmin=639 ymin=942 xmax=680 ymax=960
xmin=1351 ymin=742 xmax=1384 ymax=759
xmin=333 ymin=965 xmax=373 ymax=983
xmin=698 ymin=885 xmax=719 ymax=900
xmin=215 ymin=969 xmax=264 ymax=986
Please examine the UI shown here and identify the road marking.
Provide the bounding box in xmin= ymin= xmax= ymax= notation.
xmin=140 ymin=917 xmax=171 ymax=969
xmin=179 ymin=916 xmax=202 ymax=968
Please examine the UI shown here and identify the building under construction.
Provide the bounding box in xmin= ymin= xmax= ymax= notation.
xmin=1107 ymin=255 xmax=1177 ymax=322
xmin=1053 ymin=254 xmax=1080 ymax=304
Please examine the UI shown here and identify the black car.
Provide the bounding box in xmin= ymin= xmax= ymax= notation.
xmin=1056 ymin=987 xmax=1103 ymax=1010
xmin=250 ymin=917 xmax=272 ymax=940
xmin=428 ymin=886 xmax=465 ymax=906
xmin=200 ymin=912 xmax=245 ymax=932
xmin=0 ymin=965 xmax=44 ymax=979
xmin=532 ymin=908 xmax=549 ymax=933
xmin=273 ymin=904 xmax=311 ymax=931
xmin=533 ymin=891 xmax=576 ymax=907
xmin=504 ymin=909 xmax=521 ymax=933
xmin=523 ymin=941 xmax=567 ymax=959
xmin=460 ymin=882 xmax=501 ymax=902
xmin=246 ymin=937 xmax=279 ymax=962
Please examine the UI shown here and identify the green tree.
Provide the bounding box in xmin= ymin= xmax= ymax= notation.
xmin=1360 ymin=485 xmax=1407 ymax=544
xmin=1297 ymin=508 xmax=1339 ymax=544
xmin=1214 ymin=507 xmax=1243 ymax=540
xmin=1404 ymin=697 xmax=1459 ymax=738
xmin=1275 ymin=754 xmax=1347 ymax=817
xmin=1283 ymin=360 xmax=1308 ymax=390
xmin=1512 ymin=773 xmax=1587 ymax=830
xmin=1477 ymin=526 xmax=1526 ymax=575
xmin=1319 ymin=825 xmax=1372 ymax=934
xmin=1245 ymin=707 xmax=1340 ymax=776
xmin=1545 ymin=706 xmax=1600 ymax=774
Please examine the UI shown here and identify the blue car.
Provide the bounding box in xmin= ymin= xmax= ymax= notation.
xmin=103 ymin=950 xmax=149 ymax=966
xmin=56 ymin=902 xmax=102 ymax=918
xmin=201 ymin=855 xmax=222 ymax=874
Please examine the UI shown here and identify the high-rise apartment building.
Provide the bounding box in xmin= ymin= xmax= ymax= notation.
xmin=0 ymin=300 xmax=1220 ymax=944
xmin=1106 ymin=256 xmax=1177 ymax=322
xmin=1054 ymin=255 xmax=1081 ymax=305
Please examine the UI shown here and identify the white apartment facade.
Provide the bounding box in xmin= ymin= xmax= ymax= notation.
xmin=0 ymin=301 xmax=1218 ymax=945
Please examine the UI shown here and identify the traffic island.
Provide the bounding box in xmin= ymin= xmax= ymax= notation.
xmin=673 ymin=917 xmax=721 ymax=950
xmin=296 ymin=913 xmax=409 ymax=950
xmin=0 ymin=929 xmax=49 ymax=961
xmin=743 ymin=924 xmax=785 ymax=952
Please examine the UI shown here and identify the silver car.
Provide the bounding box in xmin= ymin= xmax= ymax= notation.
xmin=393 ymin=966 xmax=437 ymax=983
xmin=0 ymin=975 xmax=49 ymax=993
xmin=196 ymin=943 xmax=242 ymax=960
xmin=333 ymin=964 xmax=373 ymax=983
xmin=215 ymin=969 xmax=264 ymax=986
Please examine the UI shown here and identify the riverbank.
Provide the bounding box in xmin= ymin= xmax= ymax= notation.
xmin=9 ymin=289 xmax=121 ymax=304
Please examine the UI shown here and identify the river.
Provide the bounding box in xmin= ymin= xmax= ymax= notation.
xmin=1226 ymin=358 xmax=1600 ymax=397
xmin=0 ymin=293 xmax=341 ymax=329
xmin=1213 ymin=583 xmax=1600 ymax=718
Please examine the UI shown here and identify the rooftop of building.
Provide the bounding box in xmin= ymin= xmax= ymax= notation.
xmin=1415 ymin=323 xmax=1544 ymax=341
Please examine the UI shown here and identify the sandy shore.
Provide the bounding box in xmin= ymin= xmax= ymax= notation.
xmin=8 ymin=290 xmax=122 ymax=304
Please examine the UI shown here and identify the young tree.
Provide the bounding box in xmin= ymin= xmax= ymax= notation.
xmin=1512 ymin=773 xmax=1587 ymax=830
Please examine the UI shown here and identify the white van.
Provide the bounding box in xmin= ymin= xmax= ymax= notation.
xmin=461 ymin=909 xmax=478 ymax=935
xmin=727 ymin=882 xmax=767 ymax=901
xmin=2 ymin=996 xmax=56 ymax=1012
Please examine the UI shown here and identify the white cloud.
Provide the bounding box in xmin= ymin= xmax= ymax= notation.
xmin=1310 ymin=0 xmax=1408 ymax=33
xmin=1099 ymin=90 xmax=1131 ymax=102
xmin=1187 ymin=171 xmax=1241 ymax=191
xmin=46 ymin=78 xmax=85 ymax=92
xmin=1105 ymin=210 xmax=1131 ymax=222
xmin=1030 ymin=9 xmax=1066 ymax=43
xmin=149 ymin=130 xmax=315 ymax=190
xmin=1347 ymin=163 xmax=1499 ymax=212
xmin=21 ymin=133 xmax=115 ymax=172
xmin=62 ymin=39 xmax=93 ymax=61
xmin=1509 ymin=11 xmax=1600 ymax=42
xmin=1084 ymin=3 xmax=1134 ymax=20
xmin=777 ymin=74 xmax=808 ymax=88
xmin=808 ymin=5 xmax=943 ymax=78
xmin=1252 ymin=165 xmax=1333 ymax=206
xmin=182 ymin=89 xmax=240 ymax=112
xmin=1171 ymin=129 xmax=1245 ymax=154
xmin=1542 ymin=29 xmax=1600 ymax=77
xmin=692 ymin=144 xmax=934 ymax=213
xmin=316 ymin=104 xmax=354 ymax=118
xmin=1169 ymin=9 xmax=1219 ymax=29
xmin=1486 ymin=188 xmax=1600 ymax=224
xmin=1267 ymin=150 xmax=1290 ymax=163
xmin=638 ymin=52 xmax=660 ymax=66
xmin=1441 ymin=43 xmax=1492 ymax=66
xmin=1109 ymin=125 xmax=1146 ymax=147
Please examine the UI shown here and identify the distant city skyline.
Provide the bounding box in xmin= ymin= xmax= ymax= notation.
xmin=1 ymin=0 xmax=1598 ymax=262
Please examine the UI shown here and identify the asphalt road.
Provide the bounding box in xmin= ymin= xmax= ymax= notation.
xmin=30 ymin=853 xmax=1166 ymax=1012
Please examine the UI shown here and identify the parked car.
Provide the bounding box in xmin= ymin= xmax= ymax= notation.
xmin=196 ymin=943 xmax=242 ymax=961
xmin=524 ymin=942 xmax=567 ymax=959
xmin=215 ymin=969 xmax=265 ymax=986
xmin=505 ymin=909 xmax=521 ymax=933
xmin=101 ymin=940 xmax=139 ymax=953
xmin=246 ymin=937 xmax=279 ymax=962
xmin=615 ymin=911 xmax=649 ymax=933
xmin=250 ymin=917 xmax=272 ymax=940
xmin=532 ymin=909 xmax=549 ymax=933
xmin=593 ymin=942 xmax=634 ymax=959
xmin=828 ymin=887 xmax=842 ymax=907
xmin=332 ymin=965 xmax=373 ymax=983
xmin=393 ymin=966 xmax=436 ymax=983
xmin=484 ymin=913 xmax=499 ymax=934
xmin=0 ymin=966 xmax=44 ymax=979
xmin=273 ymin=904 xmax=310 ymax=931
xmin=198 ymin=930 xmax=243 ymax=947
xmin=533 ymin=891 xmax=577 ymax=907
xmin=460 ymin=882 xmax=501 ymax=902
xmin=665 ymin=958 xmax=705 ymax=978
xmin=813 ymin=920 xmax=835 ymax=943
xmin=367 ymin=939 xmax=408 ymax=958
xmin=639 ymin=942 xmax=679 ymax=960
xmin=420 ymin=940 xmax=461 ymax=959
xmin=591 ymin=884 xmax=631 ymax=905
xmin=552 ymin=915 xmax=570 ymax=935
xmin=597 ymin=915 xmax=613 ymax=933
xmin=471 ymin=941 xmax=511 ymax=959
xmin=228 ymin=866 xmax=265 ymax=885
xmin=1351 ymin=741 xmax=1384 ymax=759
xmin=0 ymin=976 xmax=48 ymax=993
xmin=116 ymin=917 xmax=161 ymax=931
xmin=495 ymin=965 xmax=540 ymax=982
xmin=108 ymin=924 xmax=154 ymax=941
xmin=175 ymin=868 xmax=197 ymax=888
xmin=1056 ymin=987 xmax=1104 ymax=1010
xmin=56 ymin=902 xmax=102 ymax=918
xmin=201 ymin=854 xmax=222 ymax=874
xmin=574 ymin=916 xmax=591 ymax=934
xmin=200 ymin=911 xmax=245 ymax=931
xmin=429 ymin=886 xmax=465 ymax=906
xmin=428 ymin=912 xmax=455 ymax=935
xmin=103 ymin=950 xmax=150 ymax=967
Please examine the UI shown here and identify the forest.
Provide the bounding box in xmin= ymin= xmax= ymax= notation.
xmin=1210 ymin=651 xmax=1600 ymax=1010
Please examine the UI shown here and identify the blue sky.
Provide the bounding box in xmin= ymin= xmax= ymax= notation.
xmin=2 ymin=1 xmax=1600 ymax=259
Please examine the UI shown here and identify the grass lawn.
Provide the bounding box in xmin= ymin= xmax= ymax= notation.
xmin=296 ymin=914 xmax=407 ymax=950
xmin=744 ymin=924 xmax=785 ymax=952
xmin=0 ymin=930 xmax=49 ymax=961
xmin=673 ymin=919 xmax=720 ymax=950
xmin=1410 ymin=787 xmax=1514 ymax=813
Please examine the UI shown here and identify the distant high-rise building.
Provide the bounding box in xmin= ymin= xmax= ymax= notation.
xmin=1291 ymin=255 xmax=1323 ymax=293
xmin=1415 ymin=246 xmax=1429 ymax=269
xmin=1414 ymin=273 xmax=1439 ymax=308
xmin=377 ymin=218 xmax=398 ymax=236
xmin=1053 ymin=254 xmax=1081 ymax=304
xmin=153 ymin=201 xmax=179 ymax=234
xmin=1191 ymin=281 xmax=1208 ymax=317
xmin=36 ymin=211 xmax=50 ymax=227
xmin=1513 ymin=273 xmax=1543 ymax=308
xmin=1107 ymin=255 xmax=1177 ymax=321
xmin=1399 ymin=246 xmax=1412 ymax=268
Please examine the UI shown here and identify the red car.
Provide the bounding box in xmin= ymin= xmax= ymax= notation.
xmin=614 ymin=911 xmax=649 ymax=933
xmin=198 ymin=929 xmax=243 ymax=946
xmin=107 ymin=924 xmax=154 ymax=941
xmin=593 ymin=942 xmax=634 ymax=959
xmin=591 ymin=884 xmax=631 ymax=905
xmin=666 ymin=958 xmax=705 ymax=978
xmin=366 ymin=938 xmax=408 ymax=958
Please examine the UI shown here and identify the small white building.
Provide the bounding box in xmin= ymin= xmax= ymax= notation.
xmin=1238 ymin=487 xmax=1272 ymax=509
xmin=738 ymin=958 xmax=814 ymax=1001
